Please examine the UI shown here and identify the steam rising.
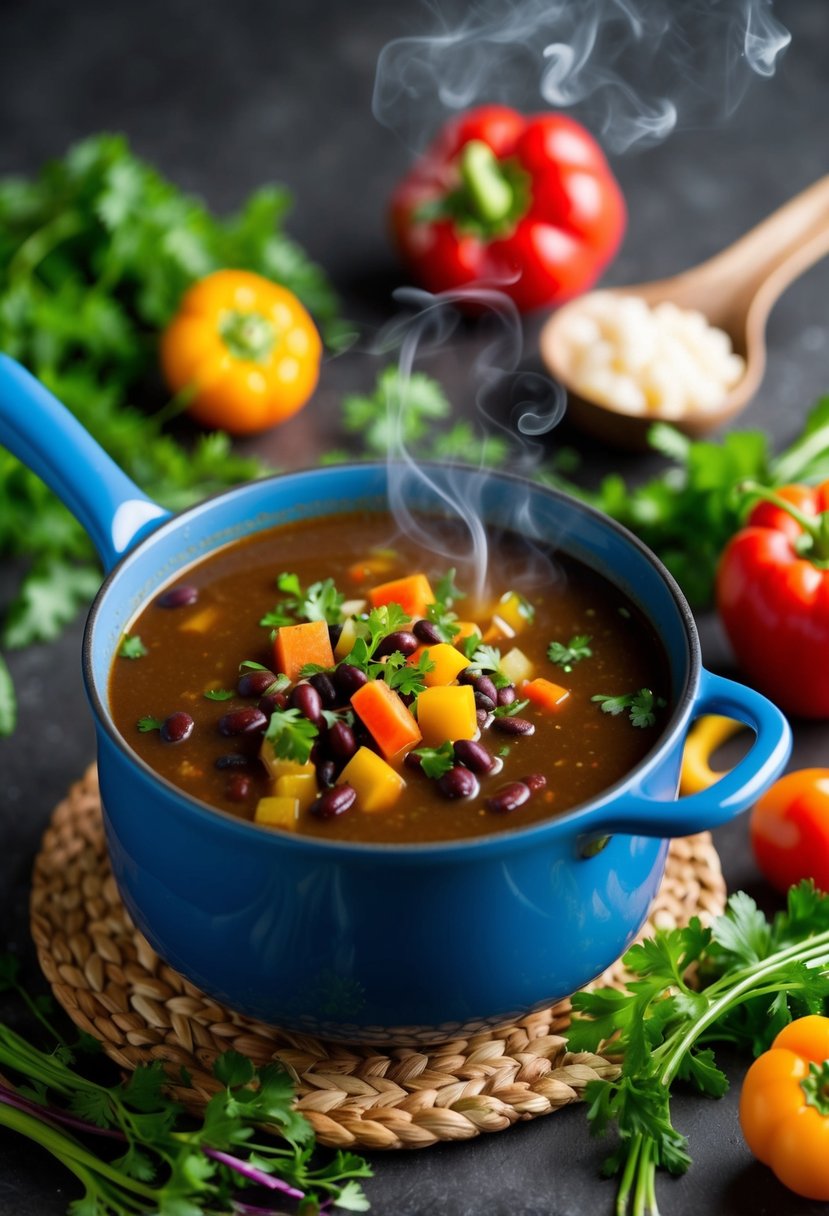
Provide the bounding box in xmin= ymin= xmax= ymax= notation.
xmin=373 ymin=0 xmax=790 ymax=152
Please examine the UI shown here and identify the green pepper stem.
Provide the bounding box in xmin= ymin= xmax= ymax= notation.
xmin=459 ymin=140 xmax=514 ymax=225
xmin=219 ymin=309 xmax=276 ymax=363
xmin=802 ymin=1059 xmax=829 ymax=1116
xmin=740 ymin=479 xmax=829 ymax=563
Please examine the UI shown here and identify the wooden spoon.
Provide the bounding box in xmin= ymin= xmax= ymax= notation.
xmin=540 ymin=176 xmax=829 ymax=450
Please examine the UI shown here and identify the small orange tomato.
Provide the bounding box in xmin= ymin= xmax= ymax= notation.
xmin=750 ymin=769 xmax=829 ymax=893
xmin=740 ymin=1015 xmax=829 ymax=1201
xmin=160 ymin=269 xmax=322 ymax=435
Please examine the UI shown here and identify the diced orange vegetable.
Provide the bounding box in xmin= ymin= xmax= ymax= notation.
xmin=275 ymin=772 xmax=318 ymax=813
xmin=495 ymin=591 xmax=534 ymax=634
xmin=179 ymin=605 xmax=219 ymax=634
xmin=501 ymin=647 xmax=534 ymax=685
xmin=259 ymin=742 xmax=316 ymax=783
xmin=351 ymin=679 xmax=422 ymax=759
xmin=453 ymin=621 xmax=482 ymax=649
xmin=483 ymin=614 xmax=517 ymax=644
xmin=417 ymin=685 xmax=477 ymax=746
xmin=348 ymin=556 xmax=396 ymax=584
xmin=339 ymin=747 xmax=406 ymax=813
xmin=523 ymin=678 xmax=570 ymax=712
xmin=368 ymin=573 xmax=434 ymax=619
xmin=408 ymin=642 xmax=469 ymax=687
xmin=255 ymin=796 xmax=300 ymax=830
xmin=273 ymin=619 xmax=334 ymax=683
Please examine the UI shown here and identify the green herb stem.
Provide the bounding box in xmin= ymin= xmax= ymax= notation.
xmin=7 ymin=210 xmax=86 ymax=280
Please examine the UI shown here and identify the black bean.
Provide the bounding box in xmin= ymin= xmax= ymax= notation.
xmin=474 ymin=690 xmax=496 ymax=713
xmin=404 ymin=751 xmax=424 ymax=772
xmin=316 ymin=759 xmax=337 ymax=789
xmin=413 ymin=619 xmax=442 ymax=645
xmin=336 ymin=664 xmax=368 ymax=698
xmin=328 ymin=721 xmax=357 ymax=764
xmin=486 ymin=781 xmax=531 ymax=814
xmin=258 ymin=691 xmax=288 ymax=717
xmin=473 ymin=675 xmax=498 ymax=704
xmin=218 ymin=707 xmax=267 ymax=736
xmin=309 ymin=672 xmax=338 ymax=708
xmin=215 ymin=753 xmax=251 ymax=770
xmin=458 ymin=668 xmax=477 ymax=685
xmin=238 ymin=669 xmax=278 ymax=698
xmin=522 ymin=773 xmax=547 ymax=793
xmin=290 ymin=682 xmax=323 ymax=725
xmin=160 ymin=711 xmax=194 ymax=743
xmin=453 ymin=739 xmax=495 ymax=774
xmin=492 ymin=716 xmax=535 ymax=736
xmin=497 ymin=684 xmax=518 ymax=707
xmin=374 ymin=630 xmax=419 ymax=658
xmin=437 ymin=766 xmax=479 ymax=800
xmin=155 ymin=584 xmax=199 ymax=609
xmin=226 ymin=774 xmax=252 ymax=802
xmin=311 ymin=783 xmax=357 ymax=819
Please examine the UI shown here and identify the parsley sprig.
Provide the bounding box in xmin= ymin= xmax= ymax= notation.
xmin=344 ymin=603 xmax=411 ymax=671
xmin=547 ymin=634 xmax=592 ymax=673
xmin=592 ymin=689 xmax=666 ymax=728
xmin=412 ymin=741 xmax=455 ymax=779
xmin=261 ymin=573 xmax=345 ymax=629
xmin=567 ymin=882 xmax=829 ymax=1216
xmin=462 ymin=643 xmax=510 ymax=689
xmin=263 ymin=707 xmax=318 ymax=765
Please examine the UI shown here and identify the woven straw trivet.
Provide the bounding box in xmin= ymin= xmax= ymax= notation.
xmin=30 ymin=765 xmax=726 ymax=1150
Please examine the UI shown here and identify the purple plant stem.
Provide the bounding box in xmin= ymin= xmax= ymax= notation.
xmin=204 ymin=1148 xmax=305 ymax=1201
xmin=0 ymin=1084 xmax=124 ymax=1141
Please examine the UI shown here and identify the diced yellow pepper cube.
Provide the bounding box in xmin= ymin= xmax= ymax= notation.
xmin=275 ymin=772 xmax=318 ymax=813
xmin=496 ymin=591 xmax=534 ymax=634
xmin=483 ymin=614 xmax=517 ymax=644
xmin=335 ymin=615 xmax=361 ymax=660
xmin=259 ymin=738 xmax=316 ymax=782
xmin=416 ymin=685 xmax=477 ymax=746
xmin=178 ymin=605 xmax=219 ymax=634
xmin=409 ymin=642 xmax=470 ymax=687
xmin=501 ymin=647 xmax=534 ymax=685
xmin=453 ymin=621 xmax=482 ymax=649
xmin=255 ymin=796 xmax=300 ymax=830
xmin=339 ymin=746 xmax=405 ymax=813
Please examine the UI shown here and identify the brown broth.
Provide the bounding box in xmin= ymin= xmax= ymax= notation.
xmin=108 ymin=511 xmax=670 ymax=843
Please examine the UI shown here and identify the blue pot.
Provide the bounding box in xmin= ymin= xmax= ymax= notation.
xmin=0 ymin=355 xmax=791 ymax=1043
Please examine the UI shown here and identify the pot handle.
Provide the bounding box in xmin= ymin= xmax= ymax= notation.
xmin=583 ymin=669 xmax=792 ymax=839
xmin=0 ymin=355 xmax=169 ymax=571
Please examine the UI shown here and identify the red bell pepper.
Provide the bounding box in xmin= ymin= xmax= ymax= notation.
xmin=389 ymin=104 xmax=626 ymax=313
xmin=716 ymin=482 xmax=829 ymax=717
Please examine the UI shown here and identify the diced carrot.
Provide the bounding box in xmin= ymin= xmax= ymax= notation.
xmin=407 ymin=642 xmax=469 ymax=687
xmin=452 ymin=621 xmax=482 ymax=650
xmin=368 ymin=573 xmax=434 ymax=619
xmin=351 ymin=679 xmax=422 ymax=759
xmin=273 ymin=619 xmax=334 ymax=683
xmin=416 ymin=685 xmax=477 ymax=746
xmin=523 ymin=678 xmax=570 ymax=712
xmin=339 ymin=747 xmax=405 ymax=813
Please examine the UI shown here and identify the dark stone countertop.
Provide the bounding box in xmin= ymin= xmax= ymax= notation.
xmin=1 ymin=1 xmax=828 ymax=1212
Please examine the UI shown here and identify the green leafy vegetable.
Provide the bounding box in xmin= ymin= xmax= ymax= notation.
xmin=137 ymin=716 xmax=162 ymax=733
xmin=491 ymin=697 xmax=529 ymax=718
xmin=0 ymin=655 xmax=16 ymax=737
xmin=547 ymin=634 xmax=592 ymax=672
xmin=344 ymin=603 xmax=411 ymax=672
xmin=263 ymin=707 xmax=318 ymax=764
xmin=371 ymin=650 xmax=435 ymax=697
xmin=412 ymin=741 xmax=455 ymax=779
xmin=203 ymin=688 xmax=234 ymax=702
xmin=262 ymin=574 xmax=344 ymax=629
xmin=433 ymin=568 xmax=465 ymax=609
xmin=592 ymin=688 xmax=666 ymax=728
xmin=463 ymin=643 xmax=510 ymax=688
xmin=118 ymin=634 xmax=148 ymax=660
xmin=567 ymin=882 xmax=829 ymax=1216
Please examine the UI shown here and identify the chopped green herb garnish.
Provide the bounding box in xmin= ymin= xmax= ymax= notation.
xmin=321 ymin=708 xmax=355 ymax=729
xmin=276 ymin=571 xmax=302 ymax=597
xmin=425 ymin=601 xmax=461 ymax=642
xmin=259 ymin=606 xmax=296 ymax=628
xmin=618 ymin=606 xmax=632 ymax=619
xmin=137 ymin=716 xmax=162 ymax=732
xmin=412 ymin=740 xmax=455 ymax=779
xmin=299 ymin=662 xmax=334 ymax=678
xmin=203 ymin=688 xmax=235 ymax=702
xmin=592 ymin=688 xmax=667 ymax=728
xmin=263 ymin=707 xmax=318 ymax=765
xmin=344 ymin=603 xmax=411 ymax=672
xmin=433 ymin=568 xmax=466 ymax=609
xmin=239 ymin=660 xmax=270 ymax=672
xmin=118 ymin=634 xmax=148 ymax=659
xmin=492 ymin=698 xmax=530 ymax=718
xmin=371 ymin=650 xmax=435 ymax=697
xmin=547 ymin=634 xmax=593 ymax=673
xmin=460 ymin=632 xmax=483 ymax=660
xmin=264 ymin=573 xmax=344 ymax=629
xmin=497 ymin=745 xmax=511 ymax=757
xmin=464 ymin=643 xmax=510 ymax=688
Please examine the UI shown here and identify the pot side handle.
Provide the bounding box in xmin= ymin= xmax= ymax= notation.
xmin=0 ymin=355 xmax=169 ymax=571
xmin=585 ymin=669 xmax=792 ymax=839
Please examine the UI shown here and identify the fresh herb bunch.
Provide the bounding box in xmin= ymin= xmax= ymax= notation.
xmin=0 ymin=955 xmax=371 ymax=1215
xmin=567 ymin=881 xmax=829 ymax=1216
xmin=0 ymin=133 xmax=345 ymax=733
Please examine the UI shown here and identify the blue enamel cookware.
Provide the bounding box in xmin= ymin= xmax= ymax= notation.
xmin=0 ymin=354 xmax=791 ymax=1044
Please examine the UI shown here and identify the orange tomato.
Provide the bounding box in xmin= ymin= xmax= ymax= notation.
xmin=750 ymin=769 xmax=829 ymax=893
xmin=160 ymin=269 xmax=322 ymax=435
xmin=740 ymin=1015 xmax=829 ymax=1201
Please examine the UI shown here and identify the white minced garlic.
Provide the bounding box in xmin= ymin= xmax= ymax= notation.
xmin=558 ymin=292 xmax=745 ymax=418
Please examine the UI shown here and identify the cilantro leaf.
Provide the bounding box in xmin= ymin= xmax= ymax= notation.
xmin=491 ymin=697 xmax=529 ymax=718
xmin=547 ymin=634 xmax=593 ymax=672
xmin=2 ymin=560 xmax=100 ymax=649
xmin=372 ymin=650 xmax=435 ymax=697
xmin=137 ymin=716 xmax=162 ymax=733
xmin=264 ymin=707 xmax=318 ymax=764
xmin=433 ymin=568 xmax=465 ymax=609
xmin=203 ymin=688 xmax=234 ymax=702
xmin=412 ymin=741 xmax=455 ymax=779
xmin=119 ymin=634 xmax=148 ymax=660
xmin=592 ymin=688 xmax=666 ymax=728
